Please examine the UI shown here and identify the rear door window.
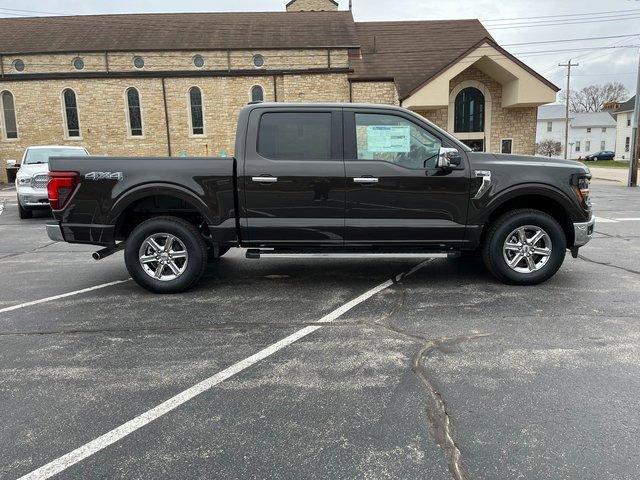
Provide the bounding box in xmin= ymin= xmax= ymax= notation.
xmin=258 ymin=112 xmax=332 ymax=160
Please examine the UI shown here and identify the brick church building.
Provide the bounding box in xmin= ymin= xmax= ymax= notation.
xmin=0 ymin=0 xmax=558 ymax=182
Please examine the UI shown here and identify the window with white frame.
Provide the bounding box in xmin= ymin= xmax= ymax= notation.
xmin=585 ymin=140 xmax=590 ymax=152
xmin=575 ymin=141 xmax=581 ymax=152
xmin=586 ymin=128 xmax=591 ymax=133
xmin=546 ymin=121 xmax=552 ymax=132
xmin=188 ymin=86 xmax=204 ymax=136
xmin=125 ymin=87 xmax=143 ymax=136
xmin=1 ymin=91 xmax=18 ymax=140
xmin=601 ymin=141 xmax=606 ymax=151
xmin=628 ymin=115 xmax=632 ymax=127
xmin=602 ymin=127 xmax=607 ymax=133
xmin=62 ymin=88 xmax=80 ymax=138
xmin=626 ymin=137 xmax=631 ymax=152
xmin=501 ymin=139 xmax=513 ymax=154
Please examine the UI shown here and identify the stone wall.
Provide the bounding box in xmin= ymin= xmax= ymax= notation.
xmin=0 ymin=72 xmax=354 ymax=181
xmin=286 ymin=0 xmax=338 ymax=11
xmin=350 ymin=81 xmax=399 ymax=105
xmin=1 ymin=49 xmax=348 ymax=74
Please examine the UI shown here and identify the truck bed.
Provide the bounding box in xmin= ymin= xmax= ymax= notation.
xmin=49 ymin=156 xmax=237 ymax=246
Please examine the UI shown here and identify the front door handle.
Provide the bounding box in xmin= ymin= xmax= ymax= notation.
xmin=353 ymin=177 xmax=379 ymax=184
xmin=252 ymin=176 xmax=279 ymax=184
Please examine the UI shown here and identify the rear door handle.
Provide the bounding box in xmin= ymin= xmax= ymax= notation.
xmin=252 ymin=176 xmax=278 ymax=184
xmin=353 ymin=177 xmax=379 ymax=184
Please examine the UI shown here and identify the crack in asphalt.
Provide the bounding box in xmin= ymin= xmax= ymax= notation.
xmin=578 ymin=254 xmax=640 ymax=276
xmin=365 ymin=273 xmax=490 ymax=480
xmin=0 ymin=241 xmax=58 ymax=260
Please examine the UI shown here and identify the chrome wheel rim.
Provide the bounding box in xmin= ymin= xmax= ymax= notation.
xmin=139 ymin=233 xmax=189 ymax=282
xmin=503 ymin=225 xmax=552 ymax=274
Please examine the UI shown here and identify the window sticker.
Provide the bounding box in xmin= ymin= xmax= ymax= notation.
xmin=366 ymin=126 xmax=411 ymax=153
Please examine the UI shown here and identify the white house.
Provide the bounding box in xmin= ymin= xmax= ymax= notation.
xmin=536 ymin=105 xmax=616 ymax=159
xmin=613 ymin=96 xmax=636 ymax=161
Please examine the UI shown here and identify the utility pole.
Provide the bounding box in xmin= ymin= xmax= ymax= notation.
xmin=559 ymin=60 xmax=579 ymax=159
xmin=628 ymin=47 xmax=640 ymax=187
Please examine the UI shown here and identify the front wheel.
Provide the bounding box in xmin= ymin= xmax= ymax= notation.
xmin=124 ymin=216 xmax=208 ymax=294
xmin=482 ymin=209 xmax=566 ymax=285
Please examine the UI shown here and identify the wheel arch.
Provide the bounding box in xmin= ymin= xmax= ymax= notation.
xmin=480 ymin=185 xmax=577 ymax=246
xmin=109 ymin=184 xmax=216 ymax=241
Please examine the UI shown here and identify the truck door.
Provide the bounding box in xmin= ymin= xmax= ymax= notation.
xmin=241 ymin=107 xmax=345 ymax=246
xmin=343 ymin=108 xmax=470 ymax=246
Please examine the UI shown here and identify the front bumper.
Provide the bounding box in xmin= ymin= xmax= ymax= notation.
xmin=573 ymin=216 xmax=595 ymax=247
xmin=17 ymin=187 xmax=49 ymax=208
xmin=46 ymin=223 xmax=65 ymax=242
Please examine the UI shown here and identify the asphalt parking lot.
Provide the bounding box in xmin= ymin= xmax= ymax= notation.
xmin=1 ymin=182 xmax=639 ymax=480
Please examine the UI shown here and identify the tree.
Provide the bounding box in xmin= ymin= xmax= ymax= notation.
xmin=536 ymin=140 xmax=563 ymax=157
xmin=560 ymin=81 xmax=629 ymax=112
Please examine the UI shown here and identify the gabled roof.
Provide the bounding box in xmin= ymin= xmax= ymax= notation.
xmin=350 ymin=21 xmax=559 ymax=100
xmin=350 ymin=20 xmax=490 ymax=99
xmin=571 ymin=111 xmax=616 ymax=128
xmin=538 ymin=105 xmax=572 ymax=121
xmin=0 ymin=11 xmax=359 ymax=54
xmin=615 ymin=96 xmax=636 ymax=114
xmin=286 ymin=0 xmax=338 ymax=7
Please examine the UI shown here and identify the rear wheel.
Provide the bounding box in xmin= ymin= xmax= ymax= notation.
xmin=482 ymin=209 xmax=566 ymax=285
xmin=124 ymin=216 xmax=207 ymax=294
xmin=18 ymin=202 xmax=33 ymax=219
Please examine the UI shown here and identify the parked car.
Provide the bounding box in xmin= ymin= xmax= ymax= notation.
xmin=46 ymin=103 xmax=594 ymax=293
xmin=584 ymin=151 xmax=615 ymax=161
xmin=15 ymin=146 xmax=89 ymax=219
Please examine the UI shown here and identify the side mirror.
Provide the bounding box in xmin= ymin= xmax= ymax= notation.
xmin=436 ymin=147 xmax=462 ymax=169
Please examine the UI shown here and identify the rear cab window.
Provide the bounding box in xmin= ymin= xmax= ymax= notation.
xmin=257 ymin=112 xmax=333 ymax=161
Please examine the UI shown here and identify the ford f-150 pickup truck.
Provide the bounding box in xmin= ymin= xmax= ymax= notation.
xmin=46 ymin=103 xmax=594 ymax=293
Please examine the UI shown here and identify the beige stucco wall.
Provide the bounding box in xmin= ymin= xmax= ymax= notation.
xmin=286 ymin=0 xmax=338 ymax=11
xmin=350 ymin=82 xmax=399 ymax=105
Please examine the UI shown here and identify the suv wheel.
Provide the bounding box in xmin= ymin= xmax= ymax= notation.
xmin=482 ymin=209 xmax=566 ymax=285
xmin=124 ymin=216 xmax=207 ymax=294
xmin=18 ymin=202 xmax=33 ymax=219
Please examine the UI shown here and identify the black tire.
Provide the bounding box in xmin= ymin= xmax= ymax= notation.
xmin=124 ymin=216 xmax=207 ymax=294
xmin=18 ymin=202 xmax=33 ymax=219
xmin=482 ymin=209 xmax=566 ymax=285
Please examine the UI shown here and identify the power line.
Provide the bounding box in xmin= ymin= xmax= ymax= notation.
xmin=487 ymin=14 xmax=640 ymax=30
xmin=481 ymin=7 xmax=640 ymax=23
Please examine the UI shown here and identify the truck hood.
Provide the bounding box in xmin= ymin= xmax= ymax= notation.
xmin=467 ymin=152 xmax=590 ymax=174
xmin=16 ymin=163 xmax=49 ymax=177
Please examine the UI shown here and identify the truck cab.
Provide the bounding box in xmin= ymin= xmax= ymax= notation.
xmin=46 ymin=103 xmax=594 ymax=293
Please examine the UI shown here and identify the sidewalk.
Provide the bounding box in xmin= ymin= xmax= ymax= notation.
xmin=589 ymin=167 xmax=635 ymax=185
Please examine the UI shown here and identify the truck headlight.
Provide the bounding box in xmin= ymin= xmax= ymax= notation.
xmin=572 ymin=176 xmax=591 ymax=207
xmin=17 ymin=176 xmax=32 ymax=187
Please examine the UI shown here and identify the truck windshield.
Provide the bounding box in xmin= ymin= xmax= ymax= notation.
xmin=24 ymin=148 xmax=88 ymax=165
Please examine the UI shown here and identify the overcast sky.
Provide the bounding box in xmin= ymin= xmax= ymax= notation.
xmin=1 ymin=0 xmax=639 ymax=101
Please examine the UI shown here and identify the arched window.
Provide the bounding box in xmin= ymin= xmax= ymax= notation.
xmin=62 ymin=89 xmax=80 ymax=138
xmin=454 ymin=87 xmax=485 ymax=133
xmin=126 ymin=87 xmax=143 ymax=136
xmin=251 ymin=85 xmax=264 ymax=103
xmin=189 ymin=87 xmax=204 ymax=136
xmin=1 ymin=91 xmax=18 ymax=139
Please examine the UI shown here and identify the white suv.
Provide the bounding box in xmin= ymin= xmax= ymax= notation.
xmin=15 ymin=146 xmax=89 ymax=219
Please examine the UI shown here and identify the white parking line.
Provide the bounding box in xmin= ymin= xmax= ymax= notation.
xmin=17 ymin=259 xmax=433 ymax=480
xmin=0 ymin=280 xmax=131 ymax=314
xmin=613 ymin=217 xmax=640 ymax=221
xmin=596 ymin=216 xmax=640 ymax=223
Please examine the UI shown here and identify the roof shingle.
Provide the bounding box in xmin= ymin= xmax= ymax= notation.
xmin=0 ymin=11 xmax=359 ymax=53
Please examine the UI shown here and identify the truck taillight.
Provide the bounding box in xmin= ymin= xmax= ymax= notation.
xmin=48 ymin=171 xmax=79 ymax=210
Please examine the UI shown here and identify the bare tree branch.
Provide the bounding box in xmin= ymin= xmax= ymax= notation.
xmin=536 ymin=140 xmax=563 ymax=157
xmin=559 ymin=81 xmax=629 ymax=112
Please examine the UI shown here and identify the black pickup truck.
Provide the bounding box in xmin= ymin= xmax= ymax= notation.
xmin=46 ymin=103 xmax=594 ymax=293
